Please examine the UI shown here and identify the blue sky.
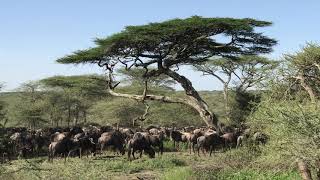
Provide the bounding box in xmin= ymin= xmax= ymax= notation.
xmin=0 ymin=0 xmax=319 ymax=91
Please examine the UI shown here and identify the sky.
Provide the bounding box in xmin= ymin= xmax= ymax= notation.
xmin=0 ymin=0 xmax=320 ymax=91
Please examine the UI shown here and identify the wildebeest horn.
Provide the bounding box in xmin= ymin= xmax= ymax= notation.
xmin=89 ymin=138 xmax=95 ymax=144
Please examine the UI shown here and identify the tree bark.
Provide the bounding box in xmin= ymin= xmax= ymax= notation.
xmin=164 ymin=69 xmax=219 ymax=130
xmin=83 ymin=110 xmax=87 ymax=123
xmin=297 ymin=159 xmax=312 ymax=180
xmin=67 ymin=105 xmax=71 ymax=127
xmin=297 ymin=73 xmax=316 ymax=103
xmin=223 ymin=83 xmax=230 ymax=120
xmin=105 ymin=67 xmax=220 ymax=131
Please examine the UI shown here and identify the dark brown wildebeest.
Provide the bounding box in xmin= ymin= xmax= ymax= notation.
xmin=48 ymin=138 xmax=80 ymax=162
xmin=143 ymin=132 xmax=164 ymax=155
xmin=170 ymin=130 xmax=184 ymax=149
xmin=127 ymin=132 xmax=155 ymax=161
xmin=98 ymin=130 xmax=125 ymax=156
xmin=197 ymin=132 xmax=224 ymax=156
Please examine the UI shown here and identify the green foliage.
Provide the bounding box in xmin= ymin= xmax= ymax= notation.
xmin=40 ymin=74 xmax=107 ymax=97
xmin=39 ymin=75 xmax=109 ymax=126
xmin=229 ymin=89 xmax=260 ymax=126
xmin=2 ymin=90 xmax=229 ymax=128
xmin=117 ymin=67 xmax=176 ymax=91
xmin=9 ymin=82 xmax=47 ymax=128
xmin=57 ymin=16 xmax=276 ymax=65
xmin=249 ymin=99 xmax=320 ymax=168
xmin=88 ymin=98 xmax=145 ymax=126
xmin=282 ymin=43 xmax=320 ymax=101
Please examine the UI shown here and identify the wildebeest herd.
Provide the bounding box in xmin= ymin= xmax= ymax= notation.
xmin=0 ymin=123 xmax=268 ymax=163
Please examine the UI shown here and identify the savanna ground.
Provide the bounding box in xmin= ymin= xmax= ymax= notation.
xmin=0 ymin=142 xmax=300 ymax=180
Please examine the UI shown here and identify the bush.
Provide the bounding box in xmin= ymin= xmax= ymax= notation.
xmin=248 ymin=97 xmax=320 ymax=176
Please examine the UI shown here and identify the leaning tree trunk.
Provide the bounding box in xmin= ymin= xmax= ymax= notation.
xmin=165 ymin=69 xmax=219 ymax=130
xmin=297 ymin=73 xmax=316 ymax=103
xmin=105 ymin=69 xmax=220 ymax=132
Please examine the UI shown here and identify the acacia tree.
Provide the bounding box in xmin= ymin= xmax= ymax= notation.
xmin=13 ymin=82 xmax=46 ymax=129
xmin=41 ymin=75 xmax=107 ymax=126
xmin=283 ymin=43 xmax=320 ymax=103
xmin=57 ymin=16 xmax=276 ymax=130
xmin=195 ymin=58 xmax=237 ymax=119
xmin=195 ymin=55 xmax=276 ymax=121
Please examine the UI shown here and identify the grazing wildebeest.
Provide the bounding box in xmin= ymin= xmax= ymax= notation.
xmin=127 ymin=132 xmax=155 ymax=160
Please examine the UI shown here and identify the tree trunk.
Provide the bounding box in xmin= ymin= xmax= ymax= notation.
xmin=73 ymin=106 xmax=79 ymax=126
xmin=298 ymin=73 xmax=316 ymax=103
xmin=297 ymin=159 xmax=312 ymax=180
xmin=165 ymin=69 xmax=219 ymax=130
xmin=83 ymin=110 xmax=87 ymax=123
xmin=316 ymin=159 xmax=320 ymax=180
xmin=106 ymin=69 xmax=220 ymax=132
xmin=223 ymin=83 xmax=230 ymax=120
xmin=67 ymin=105 xmax=71 ymax=127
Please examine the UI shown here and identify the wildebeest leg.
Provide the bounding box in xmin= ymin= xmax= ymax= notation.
xmin=192 ymin=143 xmax=196 ymax=154
xmin=100 ymin=144 xmax=104 ymax=156
xmin=160 ymin=142 xmax=164 ymax=155
xmin=128 ymin=148 xmax=131 ymax=160
xmin=209 ymin=145 xmax=213 ymax=156
xmin=202 ymin=147 xmax=206 ymax=156
xmin=132 ymin=150 xmax=136 ymax=159
xmin=67 ymin=151 xmax=72 ymax=160
xmin=48 ymin=151 xmax=51 ymax=162
xmin=139 ymin=150 xmax=143 ymax=158
xmin=197 ymin=145 xmax=200 ymax=157
xmin=64 ymin=153 xmax=67 ymax=163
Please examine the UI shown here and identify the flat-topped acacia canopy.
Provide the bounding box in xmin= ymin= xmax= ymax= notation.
xmin=57 ymin=16 xmax=276 ymax=130
xmin=57 ymin=16 xmax=276 ymax=67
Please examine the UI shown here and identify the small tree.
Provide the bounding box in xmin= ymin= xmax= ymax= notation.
xmin=195 ymin=55 xmax=277 ymax=121
xmin=13 ymin=82 xmax=46 ymax=129
xmin=57 ymin=16 xmax=276 ymax=130
xmin=41 ymin=75 xmax=108 ymax=126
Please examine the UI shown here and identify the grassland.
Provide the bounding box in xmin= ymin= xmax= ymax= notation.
xmin=0 ymin=143 xmax=300 ymax=180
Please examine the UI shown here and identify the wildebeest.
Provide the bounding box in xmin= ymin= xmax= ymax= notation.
xmin=221 ymin=132 xmax=238 ymax=149
xmin=170 ymin=130 xmax=184 ymax=149
xmin=196 ymin=132 xmax=224 ymax=156
xmin=143 ymin=132 xmax=164 ymax=155
xmin=252 ymin=132 xmax=268 ymax=145
xmin=48 ymin=138 xmax=80 ymax=162
xmin=98 ymin=130 xmax=125 ymax=155
xmin=127 ymin=132 xmax=155 ymax=160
